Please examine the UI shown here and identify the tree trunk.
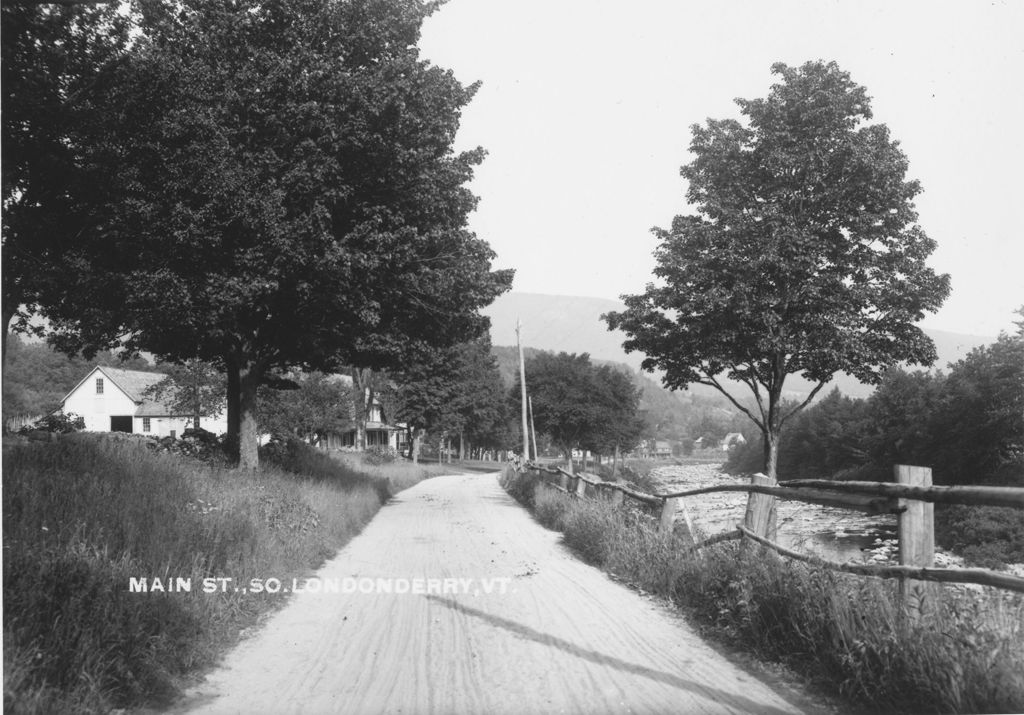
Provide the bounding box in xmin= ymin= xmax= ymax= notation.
xmin=351 ymin=367 xmax=374 ymax=451
xmin=613 ymin=444 xmax=620 ymax=479
xmin=763 ymin=431 xmax=780 ymax=481
xmin=225 ymin=355 xmax=241 ymax=464
xmin=2 ymin=306 xmax=14 ymax=432
xmin=2 ymin=305 xmax=15 ymax=376
xmin=237 ymin=361 xmax=261 ymax=472
xmin=564 ymin=448 xmax=574 ymax=475
xmin=760 ymin=392 xmax=783 ymax=537
xmin=459 ymin=431 xmax=465 ymax=461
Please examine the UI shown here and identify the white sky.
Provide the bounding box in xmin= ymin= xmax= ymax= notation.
xmin=419 ymin=0 xmax=1024 ymax=337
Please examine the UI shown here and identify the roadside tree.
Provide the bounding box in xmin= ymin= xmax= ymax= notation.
xmin=144 ymin=359 xmax=227 ymax=432
xmin=519 ymin=352 xmax=642 ymax=473
xmin=391 ymin=337 xmax=511 ymax=462
xmin=39 ymin=0 xmax=512 ymax=469
xmin=1 ymin=3 xmax=129 ymax=368
xmin=259 ymin=372 xmax=354 ymax=445
xmin=604 ymin=61 xmax=949 ymax=485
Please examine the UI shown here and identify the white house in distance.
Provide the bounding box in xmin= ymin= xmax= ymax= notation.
xmin=60 ymin=366 xmax=227 ymax=437
xmin=721 ymin=432 xmax=747 ymax=451
xmin=318 ymin=374 xmax=406 ymax=452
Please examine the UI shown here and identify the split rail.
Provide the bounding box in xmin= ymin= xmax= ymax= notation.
xmin=521 ymin=462 xmax=1024 ymax=614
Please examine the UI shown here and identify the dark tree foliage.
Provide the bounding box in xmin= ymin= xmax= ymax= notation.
xmin=517 ymin=352 xmax=642 ymax=470
xmin=727 ymin=323 xmax=1023 ymax=488
xmin=604 ymin=61 xmax=949 ymax=481
xmin=2 ymin=335 xmax=151 ymax=420
xmin=1 ymin=3 xmax=129 ymax=366
xmin=258 ymin=372 xmax=354 ymax=444
xmin=579 ymin=365 xmax=645 ymax=456
xmin=930 ymin=328 xmax=1024 ymax=485
xmin=391 ymin=336 xmax=512 ymax=459
xmin=142 ymin=360 xmax=227 ymax=432
xmin=727 ymin=388 xmax=870 ymax=478
xmin=38 ymin=0 xmax=512 ymax=469
xmin=861 ymin=369 xmax=946 ymax=475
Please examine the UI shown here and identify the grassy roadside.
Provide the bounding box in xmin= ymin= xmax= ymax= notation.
xmin=501 ymin=467 xmax=1024 ymax=714
xmin=2 ymin=434 xmax=447 ymax=714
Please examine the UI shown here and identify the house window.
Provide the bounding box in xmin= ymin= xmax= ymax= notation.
xmin=142 ymin=417 xmax=151 ymax=433
xmin=96 ymin=378 xmax=104 ymax=395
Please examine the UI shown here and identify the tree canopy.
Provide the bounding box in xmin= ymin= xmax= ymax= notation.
xmin=604 ymin=61 xmax=949 ymax=480
xmin=391 ymin=336 xmax=513 ymax=459
xmin=1 ymin=3 xmax=129 ymax=365
xmin=28 ymin=0 xmax=511 ymax=468
xmin=258 ymin=371 xmax=354 ymax=445
xmin=142 ymin=360 xmax=227 ymax=432
xmin=518 ymin=351 xmax=642 ymax=470
xmin=728 ymin=317 xmax=1024 ymax=490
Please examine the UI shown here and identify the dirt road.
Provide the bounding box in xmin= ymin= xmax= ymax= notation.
xmin=182 ymin=473 xmax=818 ymax=715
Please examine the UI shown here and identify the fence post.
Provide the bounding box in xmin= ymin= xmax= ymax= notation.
xmin=610 ymin=487 xmax=624 ymax=507
xmin=575 ymin=476 xmax=587 ymax=498
xmin=677 ymin=498 xmax=696 ymax=543
xmin=559 ymin=472 xmax=569 ymax=491
xmin=743 ymin=473 xmax=777 ymax=540
xmin=659 ymin=497 xmax=681 ymax=533
xmin=896 ymin=464 xmax=937 ymax=617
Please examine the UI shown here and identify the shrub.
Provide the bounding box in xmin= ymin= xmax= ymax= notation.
xmin=261 ymin=437 xmax=385 ymax=492
xmin=937 ymin=505 xmax=1024 ymax=568
xmin=562 ymin=499 xmax=619 ymax=565
xmin=533 ymin=486 xmax=570 ymax=531
xmin=18 ymin=412 xmax=85 ymax=434
xmin=501 ymin=467 xmax=539 ymax=509
xmin=363 ymin=445 xmax=398 ymax=465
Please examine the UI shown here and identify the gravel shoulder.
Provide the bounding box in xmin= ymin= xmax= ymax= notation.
xmin=177 ymin=472 xmax=821 ymax=715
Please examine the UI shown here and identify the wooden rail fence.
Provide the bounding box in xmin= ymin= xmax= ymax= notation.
xmin=517 ymin=462 xmax=1024 ymax=614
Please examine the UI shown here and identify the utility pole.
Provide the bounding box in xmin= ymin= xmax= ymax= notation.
xmin=516 ymin=318 xmax=529 ymax=461
xmin=528 ymin=395 xmax=538 ymax=463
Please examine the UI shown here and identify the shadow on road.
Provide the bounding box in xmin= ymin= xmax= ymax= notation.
xmin=425 ymin=594 xmax=796 ymax=715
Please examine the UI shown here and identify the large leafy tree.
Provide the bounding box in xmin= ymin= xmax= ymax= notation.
xmin=1 ymin=3 xmax=129 ymax=368
xmin=258 ymin=371 xmax=354 ymax=444
xmin=579 ymin=365 xmax=644 ymax=459
xmin=604 ymin=61 xmax=949 ymax=482
xmin=519 ymin=352 xmax=642 ymax=472
xmin=41 ymin=0 xmax=512 ymax=469
xmin=450 ymin=337 xmax=514 ymax=457
xmin=391 ymin=336 xmax=511 ymax=461
xmin=142 ymin=359 xmax=227 ymax=432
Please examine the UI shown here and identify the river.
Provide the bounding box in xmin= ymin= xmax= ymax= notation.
xmin=654 ymin=464 xmax=898 ymax=563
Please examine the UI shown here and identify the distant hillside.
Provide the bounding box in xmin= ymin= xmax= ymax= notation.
xmin=484 ymin=292 xmax=996 ymax=400
xmin=490 ymin=344 xmax=741 ymax=444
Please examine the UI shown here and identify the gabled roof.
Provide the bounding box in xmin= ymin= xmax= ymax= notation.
xmin=60 ymin=365 xmax=189 ymax=417
xmin=97 ymin=366 xmax=168 ymax=402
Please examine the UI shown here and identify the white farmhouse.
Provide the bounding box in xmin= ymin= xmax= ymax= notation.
xmin=60 ymin=366 xmax=227 ymax=437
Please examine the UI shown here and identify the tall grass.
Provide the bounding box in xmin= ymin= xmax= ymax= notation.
xmin=506 ymin=471 xmax=1024 ymax=714
xmin=2 ymin=434 xmax=428 ymax=713
xmin=328 ymin=450 xmax=453 ymax=494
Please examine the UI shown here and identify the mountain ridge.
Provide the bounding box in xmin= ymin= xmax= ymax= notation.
xmin=483 ymin=291 xmax=996 ymax=400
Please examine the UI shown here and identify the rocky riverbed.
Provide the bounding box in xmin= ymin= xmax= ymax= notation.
xmin=655 ymin=464 xmax=930 ymax=566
